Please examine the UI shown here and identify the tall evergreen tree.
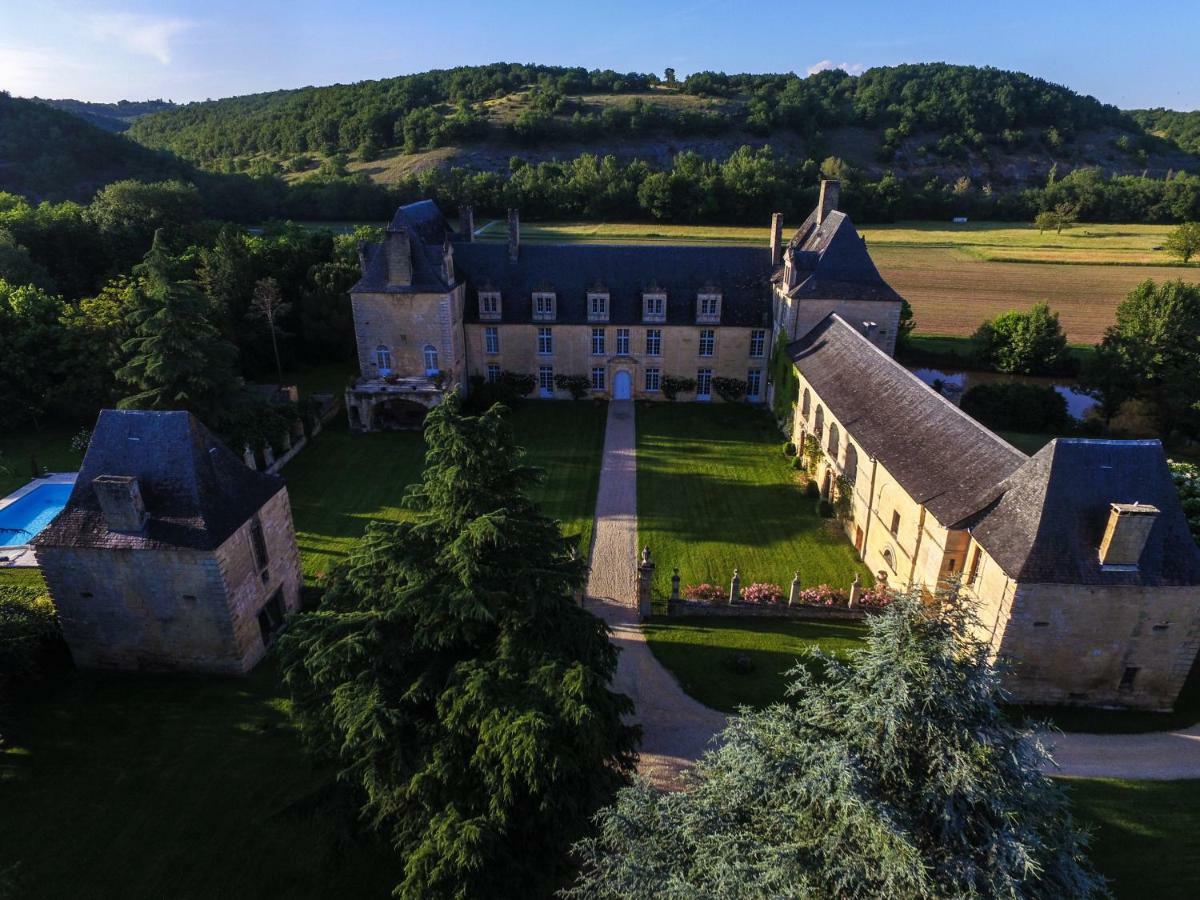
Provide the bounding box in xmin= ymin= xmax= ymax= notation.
xmin=568 ymin=588 xmax=1106 ymax=899
xmin=279 ymin=395 xmax=639 ymax=900
xmin=116 ymin=231 xmax=241 ymax=422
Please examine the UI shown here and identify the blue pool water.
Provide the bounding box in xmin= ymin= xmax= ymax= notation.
xmin=0 ymin=483 xmax=73 ymax=547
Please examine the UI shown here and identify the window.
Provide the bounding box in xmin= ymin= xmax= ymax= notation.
xmin=479 ymin=291 xmax=501 ymax=320
xmin=257 ymin=588 xmax=286 ymax=646
xmin=643 ymin=293 xmax=666 ymax=323
xmin=591 ymin=367 xmax=606 ymax=391
xmin=486 ymin=363 xmax=501 ymax=383
xmin=537 ymin=327 xmax=553 ymax=355
xmin=1033 ymin=621 xmax=1050 ymax=628
xmin=946 ymin=558 xmax=957 ymax=573
xmin=1119 ymin=667 xmax=1140 ymax=691
xmin=249 ymin=517 xmax=269 ymax=577
xmin=591 ymin=327 xmax=606 ymax=356
xmin=801 ymin=387 xmax=811 ymax=418
xmin=423 ymin=344 xmax=439 ymax=375
xmin=749 ymin=329 xmax=766 ymax=358
xmin=696 ymin=293 xmax=721 ymax=323
xmin=889 ymin=510 xmax=901 ymax=535
xmin=645 ymin=367 xmax=661 ymax=392
xmin=645 ymin=328 xmax=662 ymax=356
xmin=588 ymin=293 xmax=609 ymax=321
xmin=814 ymin=405 xmax=824 ymax=440
xmin=828 ymin=423 xmax=840 ymax=458
xmin=616 ymin=328 xmax=630 ymax=355
xmin=967 ymin=547 xmax=983 ymax=586
xmin=533 ymin=292 xmax=556 ymax=321
xmin=484 ymin=326 xmax=499 ymax=354
xmin=696 ymin=368 xmax=713 ymax=399
xmin=698 ymin=329 xmax=715 ymax=357
xmin=538 ymin=365 xmax=554 ymax=394
xmin=746 ymin=369 xmax=762 ymax=399
xmin=1153 ymin=623 xmax=1171 ymax=633
xmin=883 ymin=547 xmax=897 ymax=572
xmin=375 ymin=344 xmax=392 ymax=374
xmin=844 ymin=443 xmax=858 ymax=485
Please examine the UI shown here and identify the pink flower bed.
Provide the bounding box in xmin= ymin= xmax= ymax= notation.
xmin=685 ymin=583 xmax=725 ymax=601
xmin=741 ymin=582 xmax=785 ymax=603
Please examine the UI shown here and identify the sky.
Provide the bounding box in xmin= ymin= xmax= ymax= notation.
xmin=2 ymin=0 xmax=1198 ymax=109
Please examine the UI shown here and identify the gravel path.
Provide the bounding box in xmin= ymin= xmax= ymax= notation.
xmin=1046 ymin=724 xmax=1200 ymax=780
xmin=585 ymin=401 xmax=728 ymax=789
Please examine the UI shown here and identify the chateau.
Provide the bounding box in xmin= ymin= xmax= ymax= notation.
xmin=348 ymin=184 xmax=1200 ymax=711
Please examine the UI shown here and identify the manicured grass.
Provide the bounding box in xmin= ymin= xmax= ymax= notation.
xmin=0 ymin=424 xmax=81 ymax=497
xmin=1069 ymin=778 xmax=1200 ymax=899
xmin=636 ymin=403 xmax=870 ymax=599
xmin=0 ymin=569 xmax=46 ymax=589
xmin=0 ymin=663 xmax=399 ymax=899
xmin=283 ymin=401 xmax=606 ymax=583
xmin=642 ymin=615 xmax=868 ymax=712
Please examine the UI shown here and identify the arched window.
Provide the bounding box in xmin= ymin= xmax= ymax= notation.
xmin=883 ymin=547 xmax=897 ymax=573
xmin=423 ymin=344 xmax=439 ymax=375
xmin=827 ymin=422 xmax=840 ymax=459
xmin=375 ymin=344 xmax=392 ymax=374
xmin=844 ymin=443 xmax=858 ymax=485
xmin=814 ymin=405 xmax=824 ymax=441
xmin=801 ymin=388 xmax=811 ymax=419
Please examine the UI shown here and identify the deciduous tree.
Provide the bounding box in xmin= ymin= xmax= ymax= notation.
xmin=973 ymin=302 xmax=1069 ymax=374
xmin=1164 ymin=221 xmax=1200 ymax=264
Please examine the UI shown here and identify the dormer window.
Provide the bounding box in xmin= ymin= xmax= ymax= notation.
xmin=587 ymin=292 xmax=609 ymax=322
xmin=643 ymin=293 xmax=666 ymax=323
xmin=479 ymin=291 xmax=501 ymax=320
xmin=533 ymin=292 xmax=556 ymax=321
xmin=696 ymin=292 xmax=722 ymax=323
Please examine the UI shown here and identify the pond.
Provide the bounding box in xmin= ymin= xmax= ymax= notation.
xmin=909 ymin=367 xmax=1098 ymax=421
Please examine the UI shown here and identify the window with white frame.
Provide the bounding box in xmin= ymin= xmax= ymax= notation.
xmin=479 ymin=291 xmax=501 ymax=320
xmin=643 ymin=293 xmax=666 ymax=323
xmin=749 ymin=329 xmax=766 ymax=358
xmin=533 ymin=292 xmax=556 ymax=321
xmin=486 ymin=363 xmax=501 ymax=383
xmin=375 ymin=344 xmax=392 ymax=374
xmin=645 ymin=328 xmax=662 ymax=356
xmin=587 ymin=293 xmax=609 ymax=321
xmin=537 ymin=327 xmax=553 ymax=355
xmin=484 ymin=326 xmax=499 ymax=354
xmin=591 ymin=327 xmax=606 ymax=356
xmin=423 ymin=344 xmax=439 ymax=375
xmin=538 ymin=365 xmax=554 ymax=393
xmin=696 ymin=293 xmax=721 ymax=323
xmin=616 ymin=328 xmax=630 ymax=355
xmin=696 ymin=368 xmax=713 ymax=399
xmin=645 ymin=367 xmax=661 ymax=392
xmin=591 ymin=367 xmax=606 ymax=391
xmin=698 ymin=329 xmax=715 ymax=357
xmin=747 ymin=369 xmax=762 ymax=399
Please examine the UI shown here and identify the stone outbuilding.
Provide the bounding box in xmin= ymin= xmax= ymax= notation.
xmin=33 ymin=409 xmax=302 ymax=674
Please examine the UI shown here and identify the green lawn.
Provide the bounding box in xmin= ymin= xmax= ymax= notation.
xmin=636 ymin=403 xmax=869 ymax=598
xmin=642 ymin=615 xmax=868 ymax=712
xmin=0 ymin=424 xmax=81 ymax=497
xmin=283 ymin=401 xmax=606 ymax=583
xmin=0 ymin=663 xmax=399 ymax=899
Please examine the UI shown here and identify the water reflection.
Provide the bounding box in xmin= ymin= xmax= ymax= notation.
xmin=909 ymin=368 xmax=1097 ymax=421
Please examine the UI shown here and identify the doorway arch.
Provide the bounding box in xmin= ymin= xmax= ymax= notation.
xmin=613 ymin=369 xmax=632 ymax=400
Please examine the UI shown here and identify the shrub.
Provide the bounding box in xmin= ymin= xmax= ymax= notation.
xmin=465 ymin=370 xmax=536 ymax=412
xmin=1170 ymin=460 xmax=1200 ymax=545
xmin=960 ymin=382 xmax=1070 ymax=433
xmin=972 ymin=303 xmax=1070 ymax=375
xmin=802 ymin=435 xmax=823 ymax=475
xmin=794 ymin=584 xmax=849 ymax=606
xmin=792 ymin=457 xmax=805 ymax=470
xmin=712 ymin=376 xmax=747 ymax=403
xmin=554 ymin=373 xmax=591 ymax=400
xmin=804 ymin=481 xmax=820 ymax=499
xmin=817 ymin=499 xmax=835 ymax=518
xmin=783 ymin=441 xmax=797 ymax=456
xmin=858 ymin=585 xmax=895 ymax=608
xmin=661 ymin=375 xmax=696 ymax=401
xmin=0 ymin=585 xmax=60 ymax=681
xmin=741 ymin=582 xmax=784 ymax=604
xmin=684 ymin=583 xmax=725 ymax=601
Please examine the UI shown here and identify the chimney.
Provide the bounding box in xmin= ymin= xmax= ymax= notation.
xmin=459 ymin=205 xmax=475 ymax=242
xmin=356 ymin=239 xmax=367 ymax=273
xmin=507 ymin=208 xmax=520 ymax=262
xmin=1098 ymin=502 xmax=1160 ymax=568
xmin=817 ymin=179 xmax=840 ymax=225
xmin=93 ymin=475 xmax=148 ymax=534
xmin=769 ymin=212 xmax=783 ymax=265
xmin=385 ymin=228 xmax=412 ymax=285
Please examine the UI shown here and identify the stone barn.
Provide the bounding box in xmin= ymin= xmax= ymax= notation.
xmin=33 ymin=409 xmax=302 ymax=674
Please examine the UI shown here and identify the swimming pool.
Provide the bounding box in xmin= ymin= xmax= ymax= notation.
xmin=0 ymin=482 xmax=73 ymax=547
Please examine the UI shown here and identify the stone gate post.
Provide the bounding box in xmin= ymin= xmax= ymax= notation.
xmin=788 ymin=571 xmax=801 ymax=607
xmin=849 ymin=573 xmax=863 ymax=609
xmin=729 ymin=567 xmax=741 ymax=604
xmin=637 ymin=547 xmax=655 ymax=620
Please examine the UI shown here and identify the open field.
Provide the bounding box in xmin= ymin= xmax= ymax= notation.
xmin=635 ymin=403 xmax=869 ymax=599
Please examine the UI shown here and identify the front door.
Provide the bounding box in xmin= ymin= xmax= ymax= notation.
xmin=613 ymin=370 xmax=632 ymax=400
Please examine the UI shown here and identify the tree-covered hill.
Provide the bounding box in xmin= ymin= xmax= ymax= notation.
xmin=1130 ymin=108 xmax=1200 ymax=155
xmin=33 ymin=98 xmax=177 ymax=133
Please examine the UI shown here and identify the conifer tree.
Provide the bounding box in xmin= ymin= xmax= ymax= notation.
xmin=116 ymin=231 xmax=240 ymax=422
xmin=280 ymin=395 xmax=639 ymax=900
xmin=568 ymin=588 xmax=1106 ymax=899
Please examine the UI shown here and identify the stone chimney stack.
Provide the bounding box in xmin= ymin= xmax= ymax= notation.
xmin=817 ymin=179 xmax=841 ymax=225
xmin=93 ymin=475 xmax=148 ymax=534
xmin=385 ymin=228 xmax=412 ymax=285
xmin=507 ymin=208 xmax=520 ymax=262
xmin=459 ymin=205 xmax=475 ymax=242
xmin=769 ymin=212 xmax=784 ymax=265
xmin=356 ymin=239 xmax=367 ymax=273
xmin=1098 ymin=502 xmax=1160 ymax=568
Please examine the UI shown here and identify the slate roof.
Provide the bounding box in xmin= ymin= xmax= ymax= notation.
xmin=782 ymin=209 xmax=903 ymax=304
xmin=455 ymin=242 xmax=774 ymax=328
xmin=390 ymin=199 xmax=453 ymax=245
xmin=964 ymin=439 xmax=1200 ymax=586
xmin=33 ymin=409 xmax=285 ymax=552
xmin=788 ymin=314 xmax=1028 ymax=524
xmin=352 ymin=201 xmax=457 ymax=294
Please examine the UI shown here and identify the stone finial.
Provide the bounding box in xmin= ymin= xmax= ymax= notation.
xmin=849 ymin=573 xmax=863 ymax=609
xmin=641 ymin=546 xmax=653 ymax=566
xmin=243 ymin=444 xmax=257 ymax=470
xmin=670 ymin=568 xmax=681 ymax=602
xmin=789 ymin=571 xmax=801 ymax=607
xmin=729 ymin=567 xmax=741 ymax=604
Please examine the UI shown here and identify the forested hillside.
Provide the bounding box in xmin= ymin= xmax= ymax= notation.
xmin=33 ymin=98 xmax=176 ymax=133
xmin=1130 ymin=108 xmax=1200 ymax=155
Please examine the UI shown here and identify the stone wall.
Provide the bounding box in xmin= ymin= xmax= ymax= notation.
xmin=774 ymin=296 xmax=902 ymax=357
xmin=351 ymin=286 xmax=466 ymax=385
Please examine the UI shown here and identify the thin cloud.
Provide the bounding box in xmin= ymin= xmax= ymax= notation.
xmin=807 ymin=60 xmax=867 ymax=77
xmin=88 ymin=12 xmax=194 ymax=65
